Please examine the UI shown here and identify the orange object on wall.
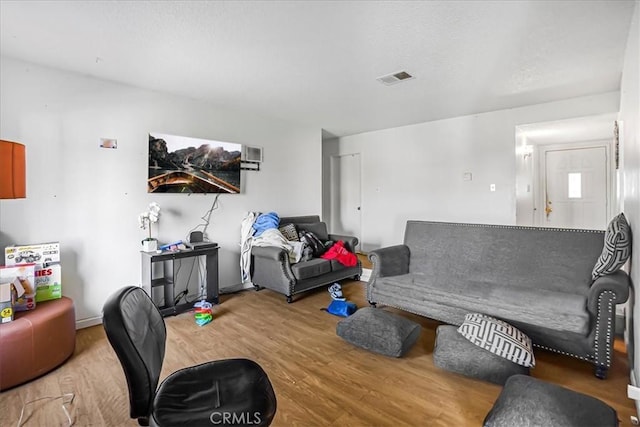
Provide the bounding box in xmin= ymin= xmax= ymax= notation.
xmin=0 ymin=140 xmax=26 ymax=199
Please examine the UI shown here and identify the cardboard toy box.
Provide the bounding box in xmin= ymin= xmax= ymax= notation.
xmin=34 ymin=263 xmax=62 ymax=302
xmin=0 ymin=282 xmax=13 ymax=323
xmin=0 ymin=264 xmax=36 ymax=312
xmin=5 ymin=242 xmax=62 ymax=302
xmin=5 ymin=242 xmax=60 ymax=266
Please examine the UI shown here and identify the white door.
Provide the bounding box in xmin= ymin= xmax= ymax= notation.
xmin=543 ymin=146 xmax=608 ymax=229
xmin=330 ymin=153 xmax=361 ymax=251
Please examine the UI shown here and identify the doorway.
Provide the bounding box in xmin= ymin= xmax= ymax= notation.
xmin=539 ymin=144 xmax=609 ymax=229
xmin=329 ymin=153 xmax=362 ymax=251
xmin=515 ymin=113 xmax=618 ymax=229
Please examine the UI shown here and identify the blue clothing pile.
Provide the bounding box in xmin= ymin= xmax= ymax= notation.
xmin=252 ymin=212 xmax=280 ymax=237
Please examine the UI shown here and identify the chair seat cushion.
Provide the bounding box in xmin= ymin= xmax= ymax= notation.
xmin=433 ymin=325 xmax=529 ymax=385
xmin=153 ymin=358 xmax=277 ymax=426
xmin=336 ymin=307 xmax=421 ymax=357
xmin=483 ymin=375 xmax=618 ymax=427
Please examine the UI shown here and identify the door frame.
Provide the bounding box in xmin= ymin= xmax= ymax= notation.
xmin=535 ymin=140 xmax=614 ymax=228
xmin=329 ymin=152 xmax=362 ymax=251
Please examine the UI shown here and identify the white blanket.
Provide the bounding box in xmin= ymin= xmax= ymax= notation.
xmin=240 ymin=211 xmax=259 ymax=284
xmin=252 ymin=229 xmax=303 ymax=263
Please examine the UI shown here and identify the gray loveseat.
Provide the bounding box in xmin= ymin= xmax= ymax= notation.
xmin=367 ymin=220 xmax=630 ymax=378
xmin=251 ymin=215 xmax=362 ymax=303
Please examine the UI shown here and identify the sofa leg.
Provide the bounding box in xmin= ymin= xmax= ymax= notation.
xmin=286 ymin=296 xmax=293 ymax=303
xmin=253 ymin=285 xmax=263 ymax=291
xmin=594 ymin=365 xmax=608 ymax=379
xmin=353 ymin=275 xmax=361 ymax=281
xmin=368 ymin=301 xmax=377 ymax=307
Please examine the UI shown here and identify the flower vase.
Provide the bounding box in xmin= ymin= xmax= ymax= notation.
xmin=142 ymin=239 xmax=158 ymax=252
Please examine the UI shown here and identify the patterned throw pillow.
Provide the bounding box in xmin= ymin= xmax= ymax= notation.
xmin=592 ymin=213 xmax=631 ymax=280
xmin=278 ymin=223 xmax=299 ymax=241
xmin=457 ymin=313 xmax=535 ymax=368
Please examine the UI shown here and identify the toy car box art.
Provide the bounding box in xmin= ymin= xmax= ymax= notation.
xmin=5 ymin=242 xmax=60 ymax=265
xmin=0 ymin=264 xmax=36 ymax=312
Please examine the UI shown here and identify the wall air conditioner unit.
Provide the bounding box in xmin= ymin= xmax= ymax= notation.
xmin=242 ymin=146 xmax=263 ymax=163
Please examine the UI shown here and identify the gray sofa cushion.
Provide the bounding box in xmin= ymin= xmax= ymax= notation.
xmin=403 ymin=221 xmax=603 ymax=295
xmin=483 ymin=375 xmax=618 ymax=427
xmin=329 ymin=259 xmax=347 ymax=272
xmin=375 ymin=274 xmax=590 ymax=335
xmin=434 ymin=325 xmax=529 ymax=385
xmin=336 ymin=307 xmax=420 ymax=357
xmin=291 ymin=258 xmax=331 ymax=280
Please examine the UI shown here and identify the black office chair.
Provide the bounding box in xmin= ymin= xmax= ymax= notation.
xmin=102 ymin=286 xmax=277 ymax=426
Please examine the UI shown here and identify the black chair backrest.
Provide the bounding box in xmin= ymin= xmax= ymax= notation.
xmin=103 ymin=286 xmax=166 ymax=422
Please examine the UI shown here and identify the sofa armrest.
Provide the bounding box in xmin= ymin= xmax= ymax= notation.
xmin=251 ymin=246 xmax=287 ymax=261
xmin=587 ymin=270 xmax=630 ymax=373
xmin=328 ymin=234 xmax=359 ymax=253
xmin=587 ymin=270 xmax=630 ymax=316
xmin=366 ymin=245 xmax=410 ymax=304
xmin=251 ymin=246 xmax=296 ymax=295
xmin=368 ymin=244 xmax=410 ymax=278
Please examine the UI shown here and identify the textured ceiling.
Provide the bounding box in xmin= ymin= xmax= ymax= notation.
xmin=0 ymin=1 xmax=635 ymax=137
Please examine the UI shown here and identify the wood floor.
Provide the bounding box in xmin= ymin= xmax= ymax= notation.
xmin=0 ymin=279 xmax=636 ymax=426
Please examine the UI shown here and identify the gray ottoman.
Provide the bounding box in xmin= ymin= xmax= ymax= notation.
xmin=484 ymin=375 xmax=618 ymax=427
xmin=336 ymin=307 xmax=421 ymax=357
xmin=433 ymin=325 xmax=529 ymax=385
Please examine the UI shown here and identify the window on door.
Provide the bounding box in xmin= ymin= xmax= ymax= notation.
xmin=568 ymin=172 xmax=582 ymax=199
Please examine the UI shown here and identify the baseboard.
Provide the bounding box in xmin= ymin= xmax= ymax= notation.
xmin=631 ymin=370 xmax=640 ymax=422
xmin=74 ymin=284 xmax=250 ymax=329
xmin=221 ymin=282 xmax=254 ymax=294
xmin=76 ymin=316 xmax=102 ymax=330
xmin=617 ymin=313 xmax=625 ymax=337
xmin=360 ymin=268 xmax=372 ymax=282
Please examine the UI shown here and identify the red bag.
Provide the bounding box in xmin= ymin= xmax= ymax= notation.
xmin=321 ymin=241 xmax=357 ymax=267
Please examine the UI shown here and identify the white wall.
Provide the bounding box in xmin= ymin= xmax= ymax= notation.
xmin=620 ymin=3 xmax=640 ymax=387
xmin=0 ymin=57 xmax=321 ymax=325
xmin=331 ymin=92 xmax=620 ymax=251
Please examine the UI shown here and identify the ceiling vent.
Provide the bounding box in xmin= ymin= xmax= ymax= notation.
xmin=376 ymin=70 xmax=415 ymax=86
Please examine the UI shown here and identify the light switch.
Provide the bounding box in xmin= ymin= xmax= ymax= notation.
xmin=463 ymin=172 xmax=472 ymax=181
xmin=490 ymin=184 xmax=496 ymax=192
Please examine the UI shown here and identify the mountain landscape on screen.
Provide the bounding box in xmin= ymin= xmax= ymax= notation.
xmin=148 ymin=133 xmax=241 ymax=194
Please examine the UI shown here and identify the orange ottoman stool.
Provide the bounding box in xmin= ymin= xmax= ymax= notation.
xmin=0 ymin=297 xmax=76 ymax=391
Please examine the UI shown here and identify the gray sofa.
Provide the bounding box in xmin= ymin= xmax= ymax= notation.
xmin=367 ymin=220 xmax=630 ymax=378
xmin=251 ymin=215 xmax=362 ymax=303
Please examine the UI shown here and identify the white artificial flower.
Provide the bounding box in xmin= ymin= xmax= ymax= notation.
xmin=138 ymin=203 xmax=161 ymax=239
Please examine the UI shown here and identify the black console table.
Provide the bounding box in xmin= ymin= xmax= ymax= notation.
xmin=141 ymin=245 xmax=219 ymax=317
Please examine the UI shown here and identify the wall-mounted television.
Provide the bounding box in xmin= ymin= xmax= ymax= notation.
xmin=148 ymin=133 xmax=241 ymax=194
